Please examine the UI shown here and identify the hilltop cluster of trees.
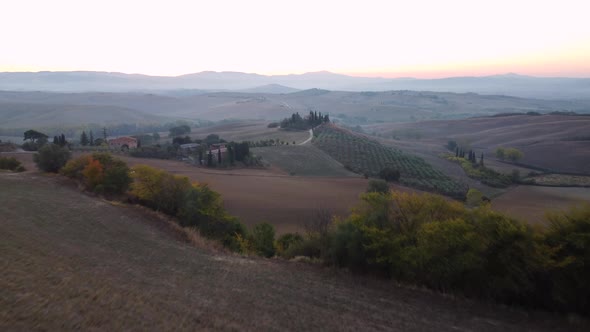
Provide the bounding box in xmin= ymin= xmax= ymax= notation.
xmin=280 ymin=111 xmax=329 ymax=130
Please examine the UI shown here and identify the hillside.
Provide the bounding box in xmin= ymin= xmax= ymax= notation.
xmin=1 ymin=172 xmax=581 ymax=331
xmin=1 ymin=90 xmax=589 ymax=129
xmin=365 ymin=114 xmax=590 ymax=175
xmin=0 ymin=101 xmax=167 ymax=128
xmin=313 ymin=124 xmax=467 ymax=198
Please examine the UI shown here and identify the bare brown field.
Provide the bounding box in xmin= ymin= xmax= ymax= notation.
xmin=366 ymin=114 xmax=590 ymax=175
xmin=3 ymin=173 xmax=583 ymax=331
xmin=492 ymin=185 xmax=590 ymax=225
xmin=87 ymin=154 xmax=403 ymax=234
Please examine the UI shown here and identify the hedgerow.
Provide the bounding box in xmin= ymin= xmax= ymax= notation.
xmin=285 ymin=191 xmax=590 ymax=315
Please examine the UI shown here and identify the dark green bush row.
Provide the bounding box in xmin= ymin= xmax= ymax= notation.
xmin=282 ymin=191 xmax=590 ymax=315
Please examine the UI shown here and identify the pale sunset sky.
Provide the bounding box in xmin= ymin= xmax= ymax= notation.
xmin=1 ymin=0 xmax=589 ymax=78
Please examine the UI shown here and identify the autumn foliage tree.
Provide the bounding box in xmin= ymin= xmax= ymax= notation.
xmin=61 ymin=153 xmax=131 ymax=194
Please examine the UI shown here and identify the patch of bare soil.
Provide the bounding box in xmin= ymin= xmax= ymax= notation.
xmin=1 ymin=173 xmax=585 ymax=331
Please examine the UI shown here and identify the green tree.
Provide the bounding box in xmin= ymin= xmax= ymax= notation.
xmin=89 ymin=130 xmax=94 ymax=146
xmin=379 ymin=167 xmax=400 ymax=182
xmin=505 ymin=148 xmax=524 ymax=162
xmin=23 ymin=129 xmax=48 ymax=143
xmin=169 ymin=125 xmax=191 ymax=137
xmin=80 ymin=131 xmax=89 ymax=146
xmin=33 ymin=144 xmax=71 ymax=173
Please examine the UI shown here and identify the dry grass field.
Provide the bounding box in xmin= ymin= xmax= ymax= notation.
xmin=492 ymin=186 xmax=590 ymax=225
xmin=1 ymin=172 xmax=585 ymax=331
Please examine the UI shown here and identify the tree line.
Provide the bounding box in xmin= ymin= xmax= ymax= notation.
xmin=280 ymin=111 xmax=329 ymax=130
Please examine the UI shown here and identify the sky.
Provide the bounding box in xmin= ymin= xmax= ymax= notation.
xmin=1 ymin=0 xmax=589 ymax=78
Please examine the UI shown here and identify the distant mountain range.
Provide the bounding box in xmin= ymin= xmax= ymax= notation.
xmin=0 ymin=71 xmax=589 ymax=99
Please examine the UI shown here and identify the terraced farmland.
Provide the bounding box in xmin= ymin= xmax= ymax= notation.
xmin=313 ymin=124 xmax=468 ymax=198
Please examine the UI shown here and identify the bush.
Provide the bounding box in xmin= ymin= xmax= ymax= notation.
xmin=250 ymin=222 xmax=276 ymax=257
xmin=378 ymin=167 xmax=400 ymax=182
xmin=130 ymin=165 xmax=191 ymax=215
xmin=34 ymin=144 xmax=71 ymax=172
xmin=61 ymin=153 xmax=132 ymax=194
xmin=543 ymin=204 xmax=590 ymax=313
xmin=0 ymin=156 xmax=22 ymax=171
xmin=276 ymin=233 xmax=304 ymax=256
xmin=367 ymin=179 xmax=389 ymax=193
xmin=287 ymin=191 xmax=587 ymax=313
xmin=267 ymin=122 xmax=279 ymax=128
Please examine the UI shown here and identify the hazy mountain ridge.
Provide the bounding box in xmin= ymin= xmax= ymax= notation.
xmin=1 ymin=71 xmax=589 ymax=99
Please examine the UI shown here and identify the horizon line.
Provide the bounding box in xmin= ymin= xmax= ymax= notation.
xmin=1 ymin=69 xmax=590 ymax=80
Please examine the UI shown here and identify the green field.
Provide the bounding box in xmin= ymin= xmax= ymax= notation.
xmin=313 ymin=124 xmax=468 ymax=198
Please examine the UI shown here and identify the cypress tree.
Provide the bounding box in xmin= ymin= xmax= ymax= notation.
xmin=480 ymin=153 xmax=484 ymax=166
xmin=217 ymin=147 xmax=222 ymax=164
xmin=80 ymin=131 xmax=89 ymax=146
xmin=207 ymin=150 xmax=213 ymax=167
xmin=89 ymin=130 xmax=94 ymax=146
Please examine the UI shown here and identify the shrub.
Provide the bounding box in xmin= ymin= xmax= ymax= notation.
xmin=34 ymin=144 xmax=71 ymax=172
xmin=367 ymin=179 xmax=389 ymax=194
xmin=543 ymin=204 xmax=590 ymax=314
xmin=267 ymin=122 xmax=279 ymax=128
xmin=250 ymin=222 xmax=276 ymax=257
xmin=275 ymin=233 xmax=304 ymax=256
xmin=83 ymin=158 xmax=104 ymax=189
xmin=130 ymin=165 xmax=191 ymax=215
xmin=505 ymin=148 xmax=524 ymax=162
xmin=0 ymin=156 xmax=22 ymax=171
xmin=61 ymin=153 xmax=131 ymax=194
xmin=379 ymin=167 xmax=400 ymax=181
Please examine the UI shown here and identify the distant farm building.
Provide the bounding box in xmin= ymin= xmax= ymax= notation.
xmin=108 ymin=136 xmax=138 ymax=150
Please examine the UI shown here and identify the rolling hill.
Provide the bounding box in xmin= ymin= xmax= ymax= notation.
xmin=1 ymin=89 xmax=589 ymax=129
xmin=1 ymin=172 xmax=582 ymax=331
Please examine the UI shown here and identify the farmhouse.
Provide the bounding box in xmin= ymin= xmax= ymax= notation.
xmin=108 ymin=136 xmax=138 ymax=150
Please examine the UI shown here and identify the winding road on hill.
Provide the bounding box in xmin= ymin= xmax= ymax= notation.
xmin=299 ymin=129 xmax=313 ymax=145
